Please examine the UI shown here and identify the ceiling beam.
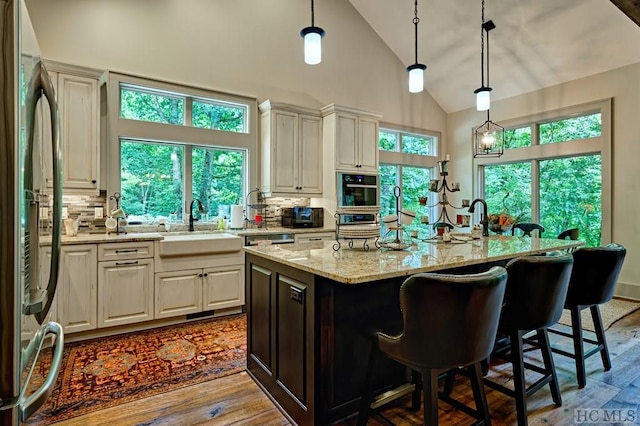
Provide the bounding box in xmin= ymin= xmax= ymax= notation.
xmin=610 ymin=0 xmax=640 ymax=27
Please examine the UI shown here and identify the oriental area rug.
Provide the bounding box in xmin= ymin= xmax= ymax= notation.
xmin=26 ymin=313 xmax=246 ymax=426
xmin=557 ymin=297 xmax=640 ymax=332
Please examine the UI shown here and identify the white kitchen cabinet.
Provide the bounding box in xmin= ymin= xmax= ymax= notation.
xmin=259 ymin=100 xmax=322 ymax=196
xmin=155 ymin=265 xmax=244 ymax=318
xmin=321 ymin=104 xmax=381 ymax=174
xmin=42 ymin=63 xmax=101 ymax=192
xmin=57 ymin=244 xmax=98 ymax=333
xmin=97 ymin=242 xmax=154 ymax=327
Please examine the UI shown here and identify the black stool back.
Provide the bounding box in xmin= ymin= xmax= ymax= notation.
xmin=511 ymin=222 xmax=545 ymax=237
xmin=358 ymin=267 xmax=508 ymax=426
xmin=549 ymin=243 xmax=626 ymax=388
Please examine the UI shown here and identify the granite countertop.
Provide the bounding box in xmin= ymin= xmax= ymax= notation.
xmin=40 ymin=226 xmax=336 ymax=245
xmin=243 ymin=236 xmax=583 ymax=284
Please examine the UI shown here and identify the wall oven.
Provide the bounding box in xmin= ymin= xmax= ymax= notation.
xmin=337 ymin=172 xmax=379 ymax=224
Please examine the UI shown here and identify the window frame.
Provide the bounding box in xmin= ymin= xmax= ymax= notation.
xmin=473 ymin=99 xmax=612 ymax=243
xmin=106 ymin=72 xmax=258 ymax=222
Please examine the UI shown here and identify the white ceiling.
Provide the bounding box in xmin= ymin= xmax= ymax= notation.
xmin=349 ymin=0 xmax=640 ymax=113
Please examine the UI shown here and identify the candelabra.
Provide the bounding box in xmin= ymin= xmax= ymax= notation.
xmin=425 ymin=160 xmax=471 ymax=230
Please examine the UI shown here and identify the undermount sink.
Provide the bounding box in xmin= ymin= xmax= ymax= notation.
xmin=158 ymin=232 xmax=243 ymax=257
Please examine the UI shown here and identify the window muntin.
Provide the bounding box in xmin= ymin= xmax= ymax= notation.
xmin=192 ymin=99 xmax=247 ymax=133
xmin=120 ymin=140 xmax=184 ymax=222
xmin=120 ymin=85 xmax=184 ymax=125
xmin=540 ymin=113 xmax=601 ymax=144
xmin=192 ymin=147 xmax=245 ymax=220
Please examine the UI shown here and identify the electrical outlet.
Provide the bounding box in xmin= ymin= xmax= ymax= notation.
xmin=95 ymin=207 xmax=104 ymax=219
xmin=40 ymin=207 xmax=49 ymax=218
xmin=275 ymin=207 xmax=282 ymax=217
xmin=62 ymin=207 xmax=68 ymax=219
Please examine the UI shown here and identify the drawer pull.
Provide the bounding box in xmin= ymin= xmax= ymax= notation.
xmin=115 ymin=249 xmax=138 ymax=254
xmin=115 ymin=261 xmax=139 ymax=266
xmin=308 ymin=237 xmax=322 ymax=241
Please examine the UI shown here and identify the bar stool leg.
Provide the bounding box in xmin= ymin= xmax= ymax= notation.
xmin=467 ymin=362 xmax=491 ymax=425
xmin=537 ymin=328 xmax=562 ymax=406
xmin=570 ymin=307 xmax=587 ymax=388
xmin=422 ymin=369 xmax=439 ymax=426
xmin=510 ymin=330 xmax=529 ymax=426
xmin=591 ymin=305 xmax=612 ymax=371
xmin=411 ymin=369 xmax=422 ymax=411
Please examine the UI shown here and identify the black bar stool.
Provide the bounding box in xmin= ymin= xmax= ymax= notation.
xmin=483 ymin=253 xmax=573 ymax=426
xmin=357 ymin=267 xmax=508 ymax=426
xmin=548 ymin=244 xmax=627 ymax=388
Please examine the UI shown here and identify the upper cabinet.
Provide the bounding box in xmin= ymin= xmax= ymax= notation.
xmin=321 ymin=104 xmax=381 ymax=174
xmin=43 ymin=62 xmax=102 ymax=193
xmin=259 ymin=100 xmax=323 ymax=197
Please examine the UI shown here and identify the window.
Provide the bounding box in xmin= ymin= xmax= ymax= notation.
xmin=476 ymin=101 xmax=610 ymax=246
xmin=379 ymin=126 xmax=441 ymax=235
xmin=108 ymin=74 xmax=257 ymax=224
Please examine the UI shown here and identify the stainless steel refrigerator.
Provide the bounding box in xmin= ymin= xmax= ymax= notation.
xmin=1 ymin=0 xmax=65 ymax=424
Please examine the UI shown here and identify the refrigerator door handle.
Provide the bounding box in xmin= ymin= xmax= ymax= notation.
xmin=19 ymin=321 xmax=64 ymax=421
xmin=22 ymin=61 xmax=62 ymax=325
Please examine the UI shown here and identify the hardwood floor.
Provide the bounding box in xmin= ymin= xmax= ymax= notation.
xmin=51 ymin=308 xmax=640 ymax=426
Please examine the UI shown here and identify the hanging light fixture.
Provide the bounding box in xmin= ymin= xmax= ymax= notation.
xmin=474 ymin=111 xmax=504 ymax=157
xmin=473 ymin=0 xmax=503 ymax=157
xmin=474 ymin=0 xmax=495 ymax=111
xmin=407 ymin=0 xmax=427 ymax=93
xmin=300 ymin=0 xmax=325 ymax=65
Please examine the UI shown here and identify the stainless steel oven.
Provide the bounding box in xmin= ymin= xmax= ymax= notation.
xmin=337 ymin=172 xmax=379 ymax=224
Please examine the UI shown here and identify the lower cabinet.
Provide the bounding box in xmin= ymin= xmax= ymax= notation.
xmin=154 ymin=265 xmax=244 ymax=319
xmin=57 ymin=244 xmax=98 ymax=333
xmin=97 ymin=258 xmax=154 ymax=327
xmin=97 ymin=241 xmax=155 ymax=328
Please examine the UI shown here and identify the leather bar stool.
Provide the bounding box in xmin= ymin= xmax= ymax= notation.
xmin=557 ymin=228 xmax=579 ymax=240
xmin=357 ymin=267 xmax=508 ymax=426
xmin=511 ymin=222 xmax=545 ymax=237
xmin=548 ymin=244 xmax=627 ymax=388
xmin=483 ymin=254 xmax=573 ymax=426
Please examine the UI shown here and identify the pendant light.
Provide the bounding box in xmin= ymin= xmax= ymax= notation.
xmin=300 ymin=0 xmax=325 ymax=65
xmin=407 ymin=0 xmax=427 ymax=93
xmin=473 ymin=0 xmax=503 ymax=157
xmin=474 ymin=0 xmax=494 ymax=111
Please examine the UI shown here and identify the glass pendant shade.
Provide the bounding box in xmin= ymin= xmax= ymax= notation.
xmin=475 ymin=87 xmax=491 ymax=111
xmin=407 ymin=64 xmax=426 ymax=93
xmin=301 ymin=27 xmax=324 ymax=65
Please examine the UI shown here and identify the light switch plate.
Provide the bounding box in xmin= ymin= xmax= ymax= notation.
xmin=62 ymin=207 xmax=68 ymax=219
xmin=95 ymin=207 xmax=104 ymax=219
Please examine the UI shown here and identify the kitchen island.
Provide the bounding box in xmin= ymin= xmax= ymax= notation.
xmin=244 ymin=236 xmax=582 ymax=425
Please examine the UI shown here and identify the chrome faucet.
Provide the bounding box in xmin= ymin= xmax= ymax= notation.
xmin=188 ymin=199 xmax=205 ymax=232
xmin=468 ymin=198 xmax=489 ymax=237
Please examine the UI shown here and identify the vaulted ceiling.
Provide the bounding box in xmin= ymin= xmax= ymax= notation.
xmin=349 ymin=0 xmax=640 ymax=113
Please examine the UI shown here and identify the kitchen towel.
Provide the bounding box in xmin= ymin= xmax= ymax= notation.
xmin=230 ymin=205 xmax=244 ymax=229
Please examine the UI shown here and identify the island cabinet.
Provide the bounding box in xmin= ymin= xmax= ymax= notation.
xmin=245 ymin=253 xmax=406 ymax=426
xmin=259 ymin=100 xmax=323 ymax=197
xmin=97 ymin=242 xmax=154 ymax=327
xmin=321 ymin=104 xmax=381 ymax=174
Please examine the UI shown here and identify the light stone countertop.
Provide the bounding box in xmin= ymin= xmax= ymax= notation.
xmin=40 ymin=226 xmax=336 ymax=246
xmin=243 ymin=236 xmax=583 ymax=284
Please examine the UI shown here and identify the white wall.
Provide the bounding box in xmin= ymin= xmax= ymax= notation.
xmin=448 ymin=62 xmax=640 ymax=298
xmin=24 ymin=0 xmax=446 ymax=133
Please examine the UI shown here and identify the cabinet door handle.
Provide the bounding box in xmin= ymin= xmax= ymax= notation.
xmin=198 ymin=273 xmax=203 ymax=277
xmin=290 ymin=286 xmax=305 ymax=304
xmin=203 ymin=273 xmax=208 ymax=277
xmin=115 ymin=260 xmax=138 ymax=266
xmin=115 ymin=249 xmax=138 ymax=254
xmin=91 ymin=179 xmax=97 ymax=184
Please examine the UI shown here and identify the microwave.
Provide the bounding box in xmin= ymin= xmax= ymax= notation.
xmin=281 ymin=207 xmax=324 ymax=228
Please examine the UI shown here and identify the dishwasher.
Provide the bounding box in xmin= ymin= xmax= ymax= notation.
xmin=244 ymin=233 xmax=296 ymax=246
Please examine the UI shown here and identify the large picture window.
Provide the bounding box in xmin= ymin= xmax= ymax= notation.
xmin=108 ymin=74 xmax=256 ymax=225
xmin=477 ymin=101 xmax=610 ymax=246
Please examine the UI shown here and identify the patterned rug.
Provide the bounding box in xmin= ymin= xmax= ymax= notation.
xmin=557 ymin=297 xmax=640 ymax=332
xmin=26 ymin=313 xmax=246 ymax=425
